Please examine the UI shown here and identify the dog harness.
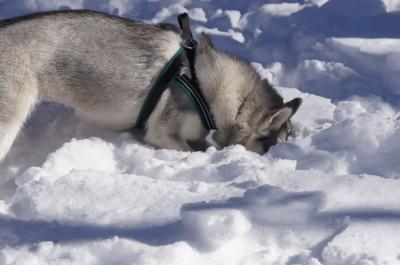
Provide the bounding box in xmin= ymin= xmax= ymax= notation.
xmin=135 ymin=13 xmax=217 ymax=130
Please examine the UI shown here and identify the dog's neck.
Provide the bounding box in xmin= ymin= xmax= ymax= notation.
xmin=195 ymin=47 xmax=262 ymax=132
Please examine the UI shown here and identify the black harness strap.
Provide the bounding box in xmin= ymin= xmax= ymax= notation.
xmin=177 ymin=13 xmax=216 ymax=130
xmin=135 ymin=13 xmax=217 ymax=131
xmin=178 ymin=13 xmax=197 ymax=79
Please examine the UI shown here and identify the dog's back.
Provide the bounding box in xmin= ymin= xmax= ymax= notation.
xmin=0 ymin=11 xmax=182 ymax=161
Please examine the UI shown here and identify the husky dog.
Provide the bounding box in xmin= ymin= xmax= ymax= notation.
xmin=0 ymin=10 xmax=301 ymax=161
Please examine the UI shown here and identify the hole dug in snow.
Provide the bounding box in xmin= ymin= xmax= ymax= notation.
xmin=181 ymin=208 xmax=251 ymax=252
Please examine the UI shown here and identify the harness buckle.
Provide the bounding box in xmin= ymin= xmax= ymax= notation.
xmin=181 ymin=39 xmax=197 ymax=50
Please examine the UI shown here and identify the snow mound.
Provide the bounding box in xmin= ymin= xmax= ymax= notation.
xmin=182 ymin=208 xmax=251 ymax=251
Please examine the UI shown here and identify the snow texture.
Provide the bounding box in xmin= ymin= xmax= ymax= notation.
xmin=0 ymin=0 xmax=400 ymax=264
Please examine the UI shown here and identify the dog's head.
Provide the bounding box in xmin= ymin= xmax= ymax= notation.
xmin=214 ymin=97 xmax=302 ymax=154
xmin=195 ymin=34 xmax=302 ymax=154
xmin=243 ymin=98 xmax=302 ymax=154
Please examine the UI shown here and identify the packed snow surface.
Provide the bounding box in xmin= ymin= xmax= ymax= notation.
xmin=1 ymin=0 xmax=400 ymax=264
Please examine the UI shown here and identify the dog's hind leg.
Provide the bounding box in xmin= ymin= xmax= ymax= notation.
xmin=0 ymin=57 xmax=38 ymax=162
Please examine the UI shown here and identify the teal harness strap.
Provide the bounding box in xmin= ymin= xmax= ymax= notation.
xmin=135 ymin=47 xmax=184 ymax=129
xmin=134 ymin=46 xmax=217 ymax=131
xmin=172 ymin=75 xmax=216 ymax=130
xmin=135 ymin=12 xmax=217 ymax=131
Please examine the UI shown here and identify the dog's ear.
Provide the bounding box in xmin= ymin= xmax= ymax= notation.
xmin=198 ymin=33 xmax=214 ymax=50
xmin=269 ymin=107 xmax=293 ymax=131
xmin=269 ymin=98 xmax=302 ymax=131
xmin=284 ymin=97 xmax=302 ymax=115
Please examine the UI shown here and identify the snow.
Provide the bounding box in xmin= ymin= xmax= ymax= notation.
xmin=150 ymin=4 xmax=188 ymax=24
xmin=322 ymin=221 xmax=400 ymax=265
xmin=382 ymin=0 xmax=400 ymax=12
xmin=23 ymin=0 xmax=84 ymax=10
xmin=221 ymin=10 xmax=241 ymax=29
xmin=195 ymin=26 xmax=245 ymax=43
xmin=305 ymin=0 xmax=330 ymax=7
xmin=261 ymin=3 xmax=306 ymax=17
xmin=331 ymin=38 xmax=400 ymax=55
xmin=1 ymin=0 xmax=400 ymax=264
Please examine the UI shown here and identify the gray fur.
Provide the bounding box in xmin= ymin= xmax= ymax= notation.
xmin=0 ymin=10 xmax=301 ymax=161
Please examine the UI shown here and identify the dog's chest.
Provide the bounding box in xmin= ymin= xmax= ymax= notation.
xmin=180 ymin=113 xmax=204 ymax=141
